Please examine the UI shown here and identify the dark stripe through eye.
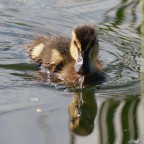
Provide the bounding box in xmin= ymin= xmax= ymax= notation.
xmin=73 ymin=40 xmax=80 ymax=52
xmin=74 ymin=40 xmax=77 ymax=46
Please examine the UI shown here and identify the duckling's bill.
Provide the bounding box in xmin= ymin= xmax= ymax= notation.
xmin=75 ymin=52 xmax=90 ymax=75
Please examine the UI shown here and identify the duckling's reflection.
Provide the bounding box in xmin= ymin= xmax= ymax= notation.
xmin=69 ymin=90 xmax=97 ymax=136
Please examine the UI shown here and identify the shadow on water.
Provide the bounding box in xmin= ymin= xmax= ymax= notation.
xmin=0 ymin=63 xmax=37 ymax=71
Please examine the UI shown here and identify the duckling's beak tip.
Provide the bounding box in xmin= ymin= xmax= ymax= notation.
xmin=75 ymin=54 xmax=90 ymax=75
xmin=75 ymin=60 xmax=83 ymax=75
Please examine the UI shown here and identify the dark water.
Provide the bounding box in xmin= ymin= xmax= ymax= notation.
xmin=0 ymin=0 xmax=143 ymax=144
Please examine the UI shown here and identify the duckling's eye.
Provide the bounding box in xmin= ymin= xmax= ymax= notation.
xmin=73 ymin=40 xmax=80 ymax=53
xmin=71 ymin=118 xmax=75 ymax=124
xmin=73 ymin=40 xmax=77 ymax=46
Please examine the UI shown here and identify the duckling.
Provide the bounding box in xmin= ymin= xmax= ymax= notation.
xmin=28 ymin=24 xmax=105 ymax=85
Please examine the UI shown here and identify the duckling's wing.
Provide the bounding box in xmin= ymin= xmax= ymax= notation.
xmin=28 ymin=36 xmax=72 ymax=72
xmin=28 ymin=36 xmax=50 ymax=63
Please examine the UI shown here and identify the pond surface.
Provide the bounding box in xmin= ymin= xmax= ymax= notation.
xmin=0 ymin=0 xmax=143 ymax=144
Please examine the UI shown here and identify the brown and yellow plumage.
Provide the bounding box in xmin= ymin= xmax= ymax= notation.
xmin=27 ymin=24 xmax=105 ymax=85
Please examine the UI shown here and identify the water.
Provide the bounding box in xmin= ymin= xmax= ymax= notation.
xmin=0 ymin=0 xmax=143 ymax=144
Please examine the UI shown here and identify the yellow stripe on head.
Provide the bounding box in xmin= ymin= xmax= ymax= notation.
xmin=70 ymin=31 xmax=81 ymax=61
xmin=72 ymin=30 xmax=81 ymax=52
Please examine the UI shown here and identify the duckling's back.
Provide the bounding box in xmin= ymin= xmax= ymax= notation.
xmin=28 ymin=36 xmax=74 ymax=72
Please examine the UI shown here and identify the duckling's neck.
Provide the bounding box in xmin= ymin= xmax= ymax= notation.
xmin=89 ymin=57 xmax=103 ymax=74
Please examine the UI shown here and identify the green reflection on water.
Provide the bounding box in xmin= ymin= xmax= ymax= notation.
xmin=69 ymin=90 xmax=141 ymax=144
xmin=106 ymin=100 xmax=119 ymax=144
xmin=140 ymin=0 xmax=144 ymax=143
xmin=0 ymin=63 xmax=37 ymax=71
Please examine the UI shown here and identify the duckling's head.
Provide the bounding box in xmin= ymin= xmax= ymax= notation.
xmin=70 ymin=25 xmax=99 ymax=75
